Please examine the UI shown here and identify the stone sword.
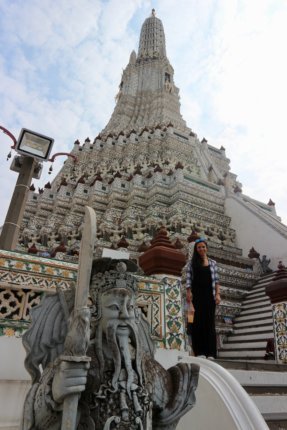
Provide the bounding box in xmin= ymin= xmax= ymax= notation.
xmin=61 ymin=206 xmax=97 ymax=430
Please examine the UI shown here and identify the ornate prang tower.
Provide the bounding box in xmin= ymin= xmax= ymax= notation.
xmin=22 ymin=12 xmax=242 ymax=257
xmin=103 ymin=9 xmax=188 ymax=134
xmin=20 ymin=11 xmax=287 ymax=345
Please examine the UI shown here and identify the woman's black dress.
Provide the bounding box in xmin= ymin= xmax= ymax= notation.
xmin=191 ymin=265 xmax=217 ymax=358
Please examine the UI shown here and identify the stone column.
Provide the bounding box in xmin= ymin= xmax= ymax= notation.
xmin=265 ymin=269 xmax=287 ymax=364
xmin=0 ymin=156 xmax=37 ymax=251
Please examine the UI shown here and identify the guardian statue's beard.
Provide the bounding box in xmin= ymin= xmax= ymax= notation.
xmin=94 ymin=318 xmax=143 ymax=397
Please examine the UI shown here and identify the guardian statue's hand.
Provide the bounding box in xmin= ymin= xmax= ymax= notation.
xmin=52 ymin=359 xmax=90 ymax=404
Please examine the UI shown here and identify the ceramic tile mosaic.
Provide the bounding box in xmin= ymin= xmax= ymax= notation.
xmin=272 ymin=302 xmax=287 ymax=363
xmin=161 ymin=277 xmax=185 ymax=351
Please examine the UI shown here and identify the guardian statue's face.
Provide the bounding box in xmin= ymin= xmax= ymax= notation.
xmin=100 ymin=288 xmax=136 ymax=337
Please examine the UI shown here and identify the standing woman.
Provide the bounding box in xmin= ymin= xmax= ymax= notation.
xmin=185 ymin=238 xmax=221 ymax=359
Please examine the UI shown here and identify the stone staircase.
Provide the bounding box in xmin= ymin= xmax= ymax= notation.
xmin=219 ymin=272 xmax=275 ymax=360
xmin=217 ymin=360 xmax=287 ymax=429
xmin=217 ymin=272 xmax=287 ymax=429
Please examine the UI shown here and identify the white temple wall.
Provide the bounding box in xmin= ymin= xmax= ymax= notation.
xmin=225 ymin=196 xmax=287 ymax=269
xmin=0 ymin=337 xmax=30 ymax=430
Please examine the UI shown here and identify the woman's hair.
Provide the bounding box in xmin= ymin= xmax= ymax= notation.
xmin=192 ymin=239 xmax=208 ymax=271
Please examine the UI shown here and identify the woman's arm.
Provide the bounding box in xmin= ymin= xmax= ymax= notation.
xmin=185 ymin=260 xmax=193 ymax=289
xmin=213 ymin=260 xmax=221 ymax=305
xmin=185 ymin=260 xmax=195 ymax=310
xmin=186 ymin=287 xmax=195 ymax=319
xmin=215 ymin=283 xmax=221 ymax=305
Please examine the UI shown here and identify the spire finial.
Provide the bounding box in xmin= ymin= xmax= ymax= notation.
xmin=151 ymin=8 xmax=156 ymax=17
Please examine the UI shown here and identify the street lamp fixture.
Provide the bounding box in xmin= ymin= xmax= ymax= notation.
xmin=15 ymin=128 xmax=54 ymax=160
xmin=0 ymin=127 xmax=54 ymax=251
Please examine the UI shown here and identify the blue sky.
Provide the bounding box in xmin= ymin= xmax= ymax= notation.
xmin=1 ymin=0 xmax=287 ymax=226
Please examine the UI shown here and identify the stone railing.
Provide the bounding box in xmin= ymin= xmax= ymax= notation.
xmin=0 ymin=250 xmax=78 ymax=336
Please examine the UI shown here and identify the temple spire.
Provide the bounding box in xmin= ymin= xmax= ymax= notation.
xmin=138 ymin=10 xmax=166 ymax=60
xmin=101 ymin=12 xmax=188 ymax=135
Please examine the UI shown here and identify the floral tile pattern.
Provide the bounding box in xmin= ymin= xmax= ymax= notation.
xmin=273 ymin=302 xmax=287 ymax=363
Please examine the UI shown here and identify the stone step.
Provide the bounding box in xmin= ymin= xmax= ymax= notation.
xmin=216 ymin=359 xmax=285 ymax=371
xmin=233 ymin=318 xmax=273 ymax=329
xmin=221 ymin=341 xmax=267 ymax=350
xmin=230 ymin=369 xmax=287 ymax=421
xmin=234 ymin=316 xmax=272 ymax=326
xmin=217 ymin=359 xmax=287 ymax=424
xmin=241 ymin=302 xmax=270 ymax=312
xmin=259 ymin=274 xmax=275 ymax=281
xmin=242 ymin=298 xmax=271 ymax=309
xmin=233 ymin=325 xmax=273 ymax=334
xmin=230 ymin=369 xmax=287 ymax=389
xmin=244 ymin=295 xmax=267 ymax=305
xmin=251 ymin=280 xmax=272 ymax=288
xmin=239 ymin=305 xmax=272 ymax=316
xmin=254 ymin=282 xmax=272 ymax=289
xmin=245 ymin=295 xmax=267 ymax=305
xmin=255 ymin=278 xmax=274 ymax=287
xmin=266 ymin=419 xmax=287 ymax=430
xmin=235 ymin=311 xmax=272 ymax=322
xmin=252 ymin=396 xmax=287 ymax=421
xmin=244 ymin=289 xmax=267 ymax=298
xmin=220 ymin=273 xmax=276 ymax=368
xmin=247 ymin=282 xmax=270 ymax=292
xmin=256 ymin=274 xmax=274 ymax=283
xmin=227 ymin=332 xmax=273 ymax=342
xmin=245 ymin=289 xmax=267 ymax=299
xmin=251 ymin=276 xmax=272 ymax=284
xmin=240 ymin=301 xmax=271 ymax=311
xmin=218 ymin=350 xmax=266 ymax=359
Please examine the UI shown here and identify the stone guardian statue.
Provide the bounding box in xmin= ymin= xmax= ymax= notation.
xmin=20 ymin=207 xmax=199 ymax=430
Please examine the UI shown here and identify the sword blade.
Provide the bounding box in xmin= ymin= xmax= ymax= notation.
xmin=75 ymin=206 xmax=97 ymax=309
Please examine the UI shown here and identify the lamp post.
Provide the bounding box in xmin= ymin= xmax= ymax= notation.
xmin=0 ymin=127 xmax=54 ymax=251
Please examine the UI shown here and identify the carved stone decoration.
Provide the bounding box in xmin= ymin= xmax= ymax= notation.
xmin=20 ymin=258 xmax=199 ymax=430
xmin=259 ymin=255 xmax=272 ymax=274
xmin=248 ymin=247 xmax=260 ymax=259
